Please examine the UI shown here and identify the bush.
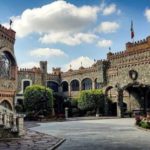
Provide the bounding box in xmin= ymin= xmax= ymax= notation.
xmin=139 ymin=121 xmax=150 ymax=129
xmin=135 ymin=114 xmax=150 ymax=129
xmin=24 ymin=85 xmax=53 ymax=116
xmin=78 ymin=89 xmax=104 ymax=115
xmin=15 ymin=104 xmax=23 ymax=113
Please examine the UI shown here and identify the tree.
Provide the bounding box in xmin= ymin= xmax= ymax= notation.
xmin=24 ymin=85 xmax=53 ymax=116
xmin=78 ymin=89 xmax=104 ymax=116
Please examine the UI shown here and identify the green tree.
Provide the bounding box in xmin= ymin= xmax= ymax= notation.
xmin=24 ymin=85 xmax=53 ymax=116
xmin=78 ymin=89 xmax=104 ymax=116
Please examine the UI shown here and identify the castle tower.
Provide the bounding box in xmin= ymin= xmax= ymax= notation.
xmin=40 ymin=61 xmax=47 ymax=86
xmin=0 ymin=24 xmax=17 ymax=110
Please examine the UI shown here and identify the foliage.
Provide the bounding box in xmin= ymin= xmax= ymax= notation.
xmin=135 ymin=114 xmax=150 ymax=129
xmin=15 ymin=104 xmax=23 ymax=113
xmin=70 ymin=98 xmax=78 ymax=108
xmin=78 ymin=89 xmax=104 ymax=114
xmin=24 ymin=85 xmax=53 ymax=116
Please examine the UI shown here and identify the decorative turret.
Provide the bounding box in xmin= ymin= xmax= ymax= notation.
xmin=0 ymin=24 xmax=16 ymax=51
xmin=40 ymin=61 xmax=47 ymax=86
xmin=52 ymin=67 xmax=61 ymax=75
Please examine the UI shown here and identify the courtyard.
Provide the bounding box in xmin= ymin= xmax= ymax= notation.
xmin=30 ymin=118 xmax=150 ymax=150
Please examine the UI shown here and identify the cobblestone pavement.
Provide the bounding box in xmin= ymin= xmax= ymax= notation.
xmin=0 ymin=122 xmax=63 ymax=150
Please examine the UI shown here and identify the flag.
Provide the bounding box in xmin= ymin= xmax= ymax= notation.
xmin=130 ymin=21 xmax=134 ymax=39
xmin=9 ymin=19 xmax=13 ymax=27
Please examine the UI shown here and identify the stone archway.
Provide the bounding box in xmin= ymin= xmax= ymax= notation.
xmin=1 ymin=100 xmax=12 ymax=110
xmin=81 ymin=78 xmax=92 ymax=90
xmin=70 ymin=79 xmax=79 ymax=91
xmin=61 ymin=81 xmax=69 ymax=92
xmin=47 ymin=81 xmax=59 ymax=92
xmin=123 ymin=82 xmax=150 ymax=115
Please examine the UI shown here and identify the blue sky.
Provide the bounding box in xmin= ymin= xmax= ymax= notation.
xmin=1 ymin=0 xmax=150 ymax=72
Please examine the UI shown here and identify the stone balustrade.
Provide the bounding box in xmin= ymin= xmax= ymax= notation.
xmin=0 ymin=105 xmax=24 ymax=138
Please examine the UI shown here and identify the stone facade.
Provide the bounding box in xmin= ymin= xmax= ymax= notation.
xmin=16 ymin=36 xmax=150 ymax=117
xmin=0 ymin=24 xmax=17 ymax=110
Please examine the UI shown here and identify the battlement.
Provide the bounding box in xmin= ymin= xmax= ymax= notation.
xmin=126 ymin=36 xmax=150 ymax=51
xmin=19 ymin=67 xmax=41 ymax=73
xmin=52 ymin=67 xmax=61 ymax=75
xmin=0 ymin=24 xmax=16 ymax=43
xmin=107 ymin=36 xmax=150 ymax=60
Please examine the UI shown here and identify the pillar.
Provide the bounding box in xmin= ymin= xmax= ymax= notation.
xmin=0 ymin=113 xmax=3 ymax=126
xmin=104 ymin=95 xmax=109 ymax=116
xmin=68 ymin=85 xmax=71 ymax=97
xmin=92 ymin=81 xmax=95 ymax=89
xmin=117 ymin=89 xmax=124 ymax=118
xmin=79 ymin=82 xmax=82 ymax=91
xmin=17 ymin=117 xmax=25 ymax=136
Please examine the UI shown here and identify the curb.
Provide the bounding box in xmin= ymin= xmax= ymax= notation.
xmin=50 ymin=138 xmax=66 ymax=150
xmin=135 ymin=125 xmax=150 ymax=132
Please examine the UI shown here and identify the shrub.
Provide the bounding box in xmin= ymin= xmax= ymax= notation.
xmin=15 ymin=104 xmax=23 ymax=113
xmin=78 ymin=89 xmax=104 ymax=115
xmin=24 ymin=85 xmax=53 ymax=116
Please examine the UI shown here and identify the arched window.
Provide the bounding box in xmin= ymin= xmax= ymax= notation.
xmin=1 ymin=100 xmax=12 ymax=110
xmin=23 ymin=81 xmax=30 ymax=92
xmin=71 ymin=80 xmax=79 ymax=91
xmin=0 ymin=52 xmax=11 ymax=78
xmin=61 ymin=81 xmax=68 ymax=92
xmin=82 ymin=78 xmax=92 ymax=90
xmin=47 ymin=81 xmax=59 ymax=92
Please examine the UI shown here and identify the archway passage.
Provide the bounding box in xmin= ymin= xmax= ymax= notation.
xmin=124 ymin=83 xmax=150 ymax=115
xmin=70 ymin=80 xmax=79 ymax=91
xmin=81 ymin=78 xmax=92 ymax=90
xmin=61 ymin=81 xmax=68 ymax=92
xmin=1 ymin=100 xmax=12 ymax=110
xmin=47 ymin=81 xmax=59 ymax=92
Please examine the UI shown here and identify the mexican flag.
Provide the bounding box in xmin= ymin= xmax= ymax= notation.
xmin=130 ymin=21 xmax=134 ymax=39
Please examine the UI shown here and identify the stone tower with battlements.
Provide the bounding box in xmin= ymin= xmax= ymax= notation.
xmin=0 ymin=24 xmax=17 ymax=110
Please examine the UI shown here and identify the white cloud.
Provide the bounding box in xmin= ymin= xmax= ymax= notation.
xmin=95 ymin=21 xmax=119 ymax=33
xmin=145 ymin=8 xmax=150 ymax=22
xmin=11 ymin=1 xmax=99 ymax=38
xmin=19 ymin=62 xmax=39 ymax=69
xmin=103 ymin=4 xmax=117 ymax=15
xmin=40 ymin=32 xmax=98 ymax=46
xmin=30 ymin=48 xmax=67 ymax=57
xmin=63 ymin=56 xmax=94 ymax=71
xmin=97 ymin=39 xmax=112 ymax=48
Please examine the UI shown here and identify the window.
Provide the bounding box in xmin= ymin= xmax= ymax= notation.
xmin=0 ymin=52 xmax=11 ymax=79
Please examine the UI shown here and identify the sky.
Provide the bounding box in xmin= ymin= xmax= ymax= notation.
xmin=0 ymin=0 xmax=150 ymax=72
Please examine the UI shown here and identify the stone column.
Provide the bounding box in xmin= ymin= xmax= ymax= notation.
xmin=104 ymin=95 xmax=109 ymax=116
xmin=117 ymin=89 xmax=124 ymax=118
xmin=68 ymin=85 xmax=71 ymax=97
xmin=79 ymin=82 xmax=82 ymax=91
xmin=17 ymin=117 xmax=25 ymax=136
xmin=11 ymin=115 xmax=17 ymax=132
xmin=92 ymin=81 xmax=95 ymax=89
xmin=65 ymin=107 xmax=69 ymax=119
xmin=0 ymin=113 xmax=3 ymax=126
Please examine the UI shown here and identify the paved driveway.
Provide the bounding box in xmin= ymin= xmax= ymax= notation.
xmin=31 ymin=118 xmax=150 ymax=150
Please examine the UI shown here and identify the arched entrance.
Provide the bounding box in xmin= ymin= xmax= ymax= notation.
xmin=123 ymin=82 xmax=150 ymax=115
xmin=61 ymin=81 xmax=68 ymax=92
xmin=70 ymin=79 xmax=79 ymax=91
xmin=81 ymin=78 xmax=92 ymax=90
xmin=47 ymin=81 xmax=59 ymax=92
